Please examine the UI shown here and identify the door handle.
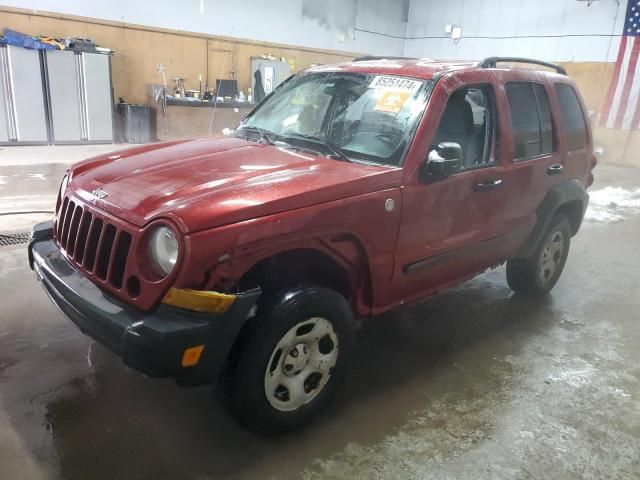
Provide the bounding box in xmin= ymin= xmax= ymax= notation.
xmin=473 ymin=179 xmax=503 ymax=192
xmin=547 ymin=164 xmax=564 ymax=175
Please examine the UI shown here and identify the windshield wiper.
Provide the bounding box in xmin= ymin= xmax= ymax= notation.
xmin=236 ymin=126 xmax=275 ymax=145
xmin=280 ymin=133 xmax=351 ymax=162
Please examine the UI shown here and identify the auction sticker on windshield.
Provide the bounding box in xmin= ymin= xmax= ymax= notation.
xmin=369 ymin=76 xmax=421 ymax=93
xmin=375 ymin=91 xmax=411 ymax=114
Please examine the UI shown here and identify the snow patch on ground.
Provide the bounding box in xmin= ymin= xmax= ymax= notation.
xmin=585 ymin=186 xmax=640 ymax=223
xmin=584 ymin=207 xmax=624 ymax=223
xmin=590 ymin=186 xmax=640 ymax=208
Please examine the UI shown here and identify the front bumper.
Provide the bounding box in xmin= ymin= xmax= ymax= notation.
xmin=28 ymin=221 xmax=260 ymax=386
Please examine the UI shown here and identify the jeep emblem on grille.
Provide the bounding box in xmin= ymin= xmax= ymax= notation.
xmin=92 ymin=187 xmax=108 ymax=199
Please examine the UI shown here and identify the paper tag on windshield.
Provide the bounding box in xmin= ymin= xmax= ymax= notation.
xmin=369 ymin=76 xmax=421 ymax=93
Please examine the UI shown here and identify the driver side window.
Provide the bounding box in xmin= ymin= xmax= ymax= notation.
xmin=434 ymin=85 xmax=496 ymax=170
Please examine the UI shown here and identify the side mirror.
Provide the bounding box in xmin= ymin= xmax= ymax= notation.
xmin=422 ymin=142 xmax=462 ymax=182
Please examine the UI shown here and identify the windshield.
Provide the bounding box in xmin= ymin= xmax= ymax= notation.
xmin=239 ymin=72 xmax=431 ymax=166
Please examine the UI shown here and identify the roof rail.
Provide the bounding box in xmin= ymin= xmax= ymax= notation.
xmin=478 ymin=57 xmax=567 ymax=75
xmin=352 ymin=56 xmax=417 ymax=62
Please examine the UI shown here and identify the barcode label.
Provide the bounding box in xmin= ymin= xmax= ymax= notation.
xmin=369 ymin=76 xmax=421 ymax=93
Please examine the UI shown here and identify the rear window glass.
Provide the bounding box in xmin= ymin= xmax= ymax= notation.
xmin=554 ymin=84 xmax=587 ymax=151
xmin=505 ymin=82 xmax=554 ymax=160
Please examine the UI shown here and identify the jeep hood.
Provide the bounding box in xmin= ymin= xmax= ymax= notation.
xmin=69 ymin=137 xmax=402 ymax=233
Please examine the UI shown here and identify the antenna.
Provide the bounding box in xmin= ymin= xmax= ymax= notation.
xmin=209 ymin=53 xmax=229 ymax=135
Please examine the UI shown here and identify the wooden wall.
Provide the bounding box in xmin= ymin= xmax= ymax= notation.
xmin=560 ymin=62 xmax=640 ymax=167
xmin=0 ymin=7 xmax=356 ymax=104
xmin=561 ymin=62 xmax=614 ymax=114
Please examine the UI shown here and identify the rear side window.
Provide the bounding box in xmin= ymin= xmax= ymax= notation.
xmin=533 ymin=84 xmax=553 ymax=154
xmin=554 ymin=84 xmax=587 ymax=151
xmin=505 ymin=82 xmax=554 ymax=160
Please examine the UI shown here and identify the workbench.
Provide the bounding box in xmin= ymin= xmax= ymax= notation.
xmin=153 ymin=99 xmax=254 ymax=141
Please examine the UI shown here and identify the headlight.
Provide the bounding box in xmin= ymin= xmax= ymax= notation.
xmin=148 ymin=226 xmax=179 ymax=277
xmin=56 ymin=174 xmax=68 ymax=211
xmin=60 ymin=175 xmax=68 ymax=196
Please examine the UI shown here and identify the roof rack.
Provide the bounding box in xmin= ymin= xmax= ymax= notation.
xmin=478 ymin=57 xmax=567 ymax=75
xmin=352 ymin=56 xmax=417 ymax=62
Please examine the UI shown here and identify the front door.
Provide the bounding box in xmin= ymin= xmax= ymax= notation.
xmin=389 ymin=80 xmax=523 ymax=306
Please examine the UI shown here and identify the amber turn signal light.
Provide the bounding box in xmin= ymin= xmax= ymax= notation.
xmin=182 ymin=345 xmax=205 ymax=367
xmin=162 ymin=287 xmax=236 ymax=314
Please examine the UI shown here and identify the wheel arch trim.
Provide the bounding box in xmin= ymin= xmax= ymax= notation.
xmin=205 ymin=232 xmax=375 ymax=316
xmin=516 ymin=179 xmax=588 ymax=258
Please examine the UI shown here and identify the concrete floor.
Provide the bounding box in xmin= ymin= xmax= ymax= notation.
xmin=1 ymin=146 xmax=639 ymax=479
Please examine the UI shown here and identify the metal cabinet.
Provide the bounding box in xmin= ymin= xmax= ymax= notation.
xmin=0 ymin=45 xmax=114 ymax=145
xmin=45 ymin=50 xmax=114 ymax=143
xmin=0 ymin=45 xmax=49 ymax=144
xmin=80 ymin=52 xmax=114 ymax=142
xmin=45 ymin=50 xmax=83 ymax=142
xmin=0 ymin=51 xmax=8 ymax=143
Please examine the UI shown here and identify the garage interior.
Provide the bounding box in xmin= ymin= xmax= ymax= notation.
xmin=1 ymin=0 xmax=639 ymax=479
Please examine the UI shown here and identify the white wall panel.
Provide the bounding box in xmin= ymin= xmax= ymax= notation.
xmin=405 ymin=0 xmax=626 ymax=62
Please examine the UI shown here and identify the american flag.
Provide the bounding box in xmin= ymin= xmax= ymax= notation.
xmin=601 ymin=0 xmax=640 ymax=129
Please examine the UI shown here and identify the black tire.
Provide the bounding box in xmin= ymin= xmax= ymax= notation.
xmin=225 ymin=285 xmax=355 ymax=435
xmin=506 ymin=214 xmax=572 ymax=296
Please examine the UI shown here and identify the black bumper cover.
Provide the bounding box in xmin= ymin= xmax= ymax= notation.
xmin=28 ymin=221 xmax=260 ymax=386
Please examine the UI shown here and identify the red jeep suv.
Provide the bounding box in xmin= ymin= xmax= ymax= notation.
xmin=29 ymin=56 xmax=594 ymax=434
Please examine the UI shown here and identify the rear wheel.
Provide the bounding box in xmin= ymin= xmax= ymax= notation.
xmin=506 ymin=214 xmax=571 ymax=295
xmin=225 ymin=286 xmax=354 ymax=435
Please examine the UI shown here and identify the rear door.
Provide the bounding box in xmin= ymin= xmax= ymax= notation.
xmin=498 ymin=77 xmax=566 ymax=235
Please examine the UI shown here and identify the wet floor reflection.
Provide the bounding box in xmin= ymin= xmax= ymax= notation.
xmin=0 ymin=163 xmax=68 ymax=208
xmin=36 ymin=272 xmax=554 ymax=480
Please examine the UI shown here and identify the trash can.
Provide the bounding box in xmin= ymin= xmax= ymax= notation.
xmin=117 ymin=103 xmax=153 ymax=143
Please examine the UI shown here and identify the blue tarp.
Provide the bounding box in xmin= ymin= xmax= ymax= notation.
xmin=3 ymin=29 xmax=56 ymax=50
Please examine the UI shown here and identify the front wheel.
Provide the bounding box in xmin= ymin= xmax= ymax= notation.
xmin=506 ymin=214 xmax=572 ymax=296
xmin=227 ymin=286 xmax=355 ymax=435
